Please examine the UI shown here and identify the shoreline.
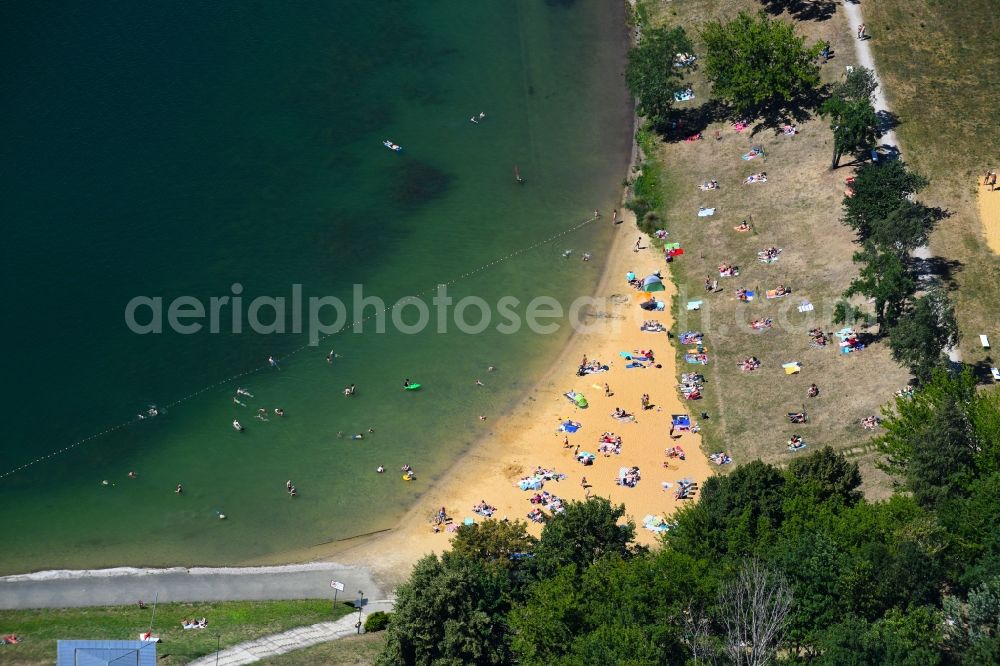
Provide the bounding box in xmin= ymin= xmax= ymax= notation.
xmin=0 ymin=2 xmax=716 ymax=589
xmin=262 ymin=103 xmax=714 ymax=587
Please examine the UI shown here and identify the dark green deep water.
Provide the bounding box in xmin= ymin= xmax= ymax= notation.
xmin=0 ymin=0 xmax=633 ymax=573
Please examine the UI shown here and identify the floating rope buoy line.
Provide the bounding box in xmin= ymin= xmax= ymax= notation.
xmin=0 ymin=213 xmax=600 ymax=481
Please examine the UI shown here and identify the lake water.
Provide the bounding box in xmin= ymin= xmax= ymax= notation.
xmin=0 ymin=0 xmax=633 ymax=573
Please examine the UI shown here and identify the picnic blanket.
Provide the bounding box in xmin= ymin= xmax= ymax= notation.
xmin=797 ymin=301 xmax=814 ymax=313
xmin=738 ymin=290 xmax=755 ymax=301
xmin=782 ymin=361 xmax=802 ymax=375
xmin=684 ymin=353 xmax=709 ymax=365
xmin=674 ymin=90 xmax=694 ymax=101
xmin=671 ymin=414 xmax=691 ymax=429
xmin=742 ymin=147 xmax=764 ymax=160
xmin=679 ymin=332 xmax=702 ymax=345
xmin=686 ymin=300 xmax=703 ymax=311
xmin=559 ymin=420 xmax=581 ymax=433
xmin=766 ymin=289 xmax=788 ymax=299
xmin=697 ymin=207 xmax=716 ymax=217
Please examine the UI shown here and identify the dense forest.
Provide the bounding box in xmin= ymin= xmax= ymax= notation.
xmin=375 ymin=371 xmax=1000 ymax=664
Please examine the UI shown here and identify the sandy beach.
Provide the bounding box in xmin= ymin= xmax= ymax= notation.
xmin=977 ymin=179 xmax=1000 ymax=256
xmin=277 ymin=207 xmax=715 ymax=586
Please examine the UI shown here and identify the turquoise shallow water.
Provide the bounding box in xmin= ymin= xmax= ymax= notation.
xmin=0 ymin=0 xmax=632 ymax=573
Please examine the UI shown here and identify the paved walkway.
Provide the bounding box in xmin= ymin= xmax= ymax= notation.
xmin=0 ymin=563 xmax=383 ymax=610
xmin=187 ymin=599 xmax=394 ymax=666
xmin=840 ymin=0 xmax=961 ymax=363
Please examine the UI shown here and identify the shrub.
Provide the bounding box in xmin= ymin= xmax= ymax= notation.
xmin=364 ymin=610 xmax=391 ymax=632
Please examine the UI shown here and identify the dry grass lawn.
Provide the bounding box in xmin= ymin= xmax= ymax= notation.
xmin=860 ymin=0 xmax=1000 ymax=376
xmin=636 ymin=0 xmax=910 ymax=479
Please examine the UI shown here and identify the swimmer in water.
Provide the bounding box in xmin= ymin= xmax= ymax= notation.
xmin=233 ymin=397 xmax=246 ymax=407
xmin=403 ymin=378 xmax=411 ymax=389
xmin=488 ymin=365 xmax=496 ymax=372
xmin=256 ymin=408 xmax=268 ymax=420
xmin=176 ymin=484 xmax=183 ymax=494
xmin=479 ymin=111 xmax=486 ymax=119
xmin=268 ymin=356 xmax=279 ymax=369
xmin=237 ymin=387 xmax=253 ymax=397
xmin=286 ymin=479 xmax=293 ymax=491
xmin=475 ymin=379 xmax=484 ymax=386
xmin=479 ymin=415 xmax=487 ymax=421
xmin=128 ymin=471 xmax=137 ymax=479
xmin=470 ymin=116 xmax=478 ymax=124
xmin=377 ymin=465 xmax=385 ymax=473
xmin=368 ymin=427 xmax=375 ymax=433
xmin=274 ymin=408 xmax=285 ymax=417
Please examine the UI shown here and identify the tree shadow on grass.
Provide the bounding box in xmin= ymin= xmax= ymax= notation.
xmin=758 ymin=0 xmax=837 ymax=22
xmin=876 ymin=110 xmax=902 ymax=134
xmin=968 ymin=358 xmax=999 ymax=386
xmin=653 ymin=99 xmax=730 ymax=142
xmin=911 ymin=253 xmax=962 ymax=291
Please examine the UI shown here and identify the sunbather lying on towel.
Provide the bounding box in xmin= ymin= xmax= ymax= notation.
xmin=861 ymin=415 xmax=881 ymax=431
xmin=734 ymin=219 xmax=753 ymax=232
xmin=732 ymin=120 xmax=749 ymax=132
xmin=736 ymin=287 xmax=751 ymax=302
xmin=665 ymin=446 xmax=686 ymax=460
xmin=782 ymin=124 xmax=798 ymax=136
xmin=685 ymin=132 xmax=702 ymax=142
xmin=611 ymin=407 xmax=635 ymax=421
xmin=787 ymin=434 xmax=806 ymax=451
xmin=739 ymin=356 xmax=761 ymax=372
xmin=719 ymin=263 xmax=739 ymax=277
xmin=742 ymin=146 xmax=764 ymax=160
xmin=709 ymin=452 xmax=732 ymax=465
xmin=699 ymin=179 xmax=719 ymax=190
xmin=788 ymin=411 xmax=807 ymax=424
xmin=743 ymin=172 xmax=767 ymax=184
xmin=767 ymin=285 xmax=789 ymax=298
xmin=757 ymin=247 xmax=782 ymax=262
xmin=641 ymin=320 xmax=666 ymax=332
xmin=750 ymin=318 xmax=773 ymax=330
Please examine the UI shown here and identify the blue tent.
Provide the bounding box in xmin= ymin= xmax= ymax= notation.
xmin=58 ymin=640 xmax=157 ymax=666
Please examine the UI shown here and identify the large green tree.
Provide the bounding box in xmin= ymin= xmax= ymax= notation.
xmin=887 ymin=288 xmax=959 ymax=382
xmin=376 ymin=553 xmax=514 ymax=666
xmin=842 ymin=160 xmax=929 ymax=242
xmin=821 ymin=95 xmax=880 ymax=168
xmin=700 ymin=11 xmax=822 ymax=117
xmin=845 ymin=247 xmax=915 ymax=331
xmin=532 ymin=497 xmax=636 ymax=576
xmin=786 ymin=445 xmax=863 ymax=506
xmin=451 ymin=519 xmax=536 ymax=571
xmin=625 ymin=25 xmax=693 ymax=126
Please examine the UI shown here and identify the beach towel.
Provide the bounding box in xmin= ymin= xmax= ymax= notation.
xmin=991 ymin=367 xmax=1000 ymax=382
xmin=672 ymin=414 xmax=691 ymax=428
xmin=766 ymin=289 xmax=788 ymax=299
xmin=782 ymin=362 xmax=802 ymax=375
xmin=560 ymin=420 xmax=581 ymax=433
xmin=463 ymin=517 xmax=475 ymax=526
xmin=625 ymin=362 xmax=648 ymax=369
xmin=686 ymin=300 xmax=703 ymax=311
xmin=797 ymin=301 xmax=814 ymax=313
xmin=518 ymin=478 xmax=544 ymax=491
xmin=739 ymin=291 xmax=755 ymax=301
xmin=980 ymin=334 xmax=991 ymax=349
xmin=758 ymin=256 xmax=780 ymax=264
xmin=674 ymin=90 xmax=694 ymax=101
xmin=697 ymin=207 xmax=716 ymax=217
xmin=684 ymin=353 xmax=709 ymax=365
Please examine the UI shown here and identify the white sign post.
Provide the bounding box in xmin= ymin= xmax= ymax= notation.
xmin=331 ymin=580 xmax=345 ymax=605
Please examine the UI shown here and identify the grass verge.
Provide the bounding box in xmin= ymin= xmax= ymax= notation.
xmin=266 ymin=631 xmax=386 ymax=665
xmin=0 ymin=599 xmax=353 ymax=665
xmin=860 ymin=0 xmax=1000 ymax=374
